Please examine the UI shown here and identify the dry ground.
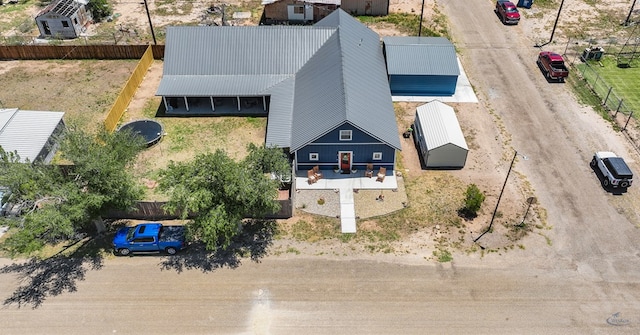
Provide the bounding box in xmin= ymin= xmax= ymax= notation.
xmin=1 ymin=0 xmax=638 ymax=259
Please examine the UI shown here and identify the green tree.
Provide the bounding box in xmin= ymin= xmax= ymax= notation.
xmin=87 ymin=0 xmax=112 ymax=22
xmin=0 ymin=126 xmax=145 ymax=256
xmin=157 ymin=145 xmax=288 ymax=250
xmin=461 ymin=184 xmax=485 ymax=218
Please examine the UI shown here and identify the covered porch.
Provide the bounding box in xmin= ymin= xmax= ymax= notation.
xmin=161 ymin=96 xmax=270 ymax=116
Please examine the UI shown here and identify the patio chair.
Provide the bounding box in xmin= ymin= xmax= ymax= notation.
xmin=307 ymin=169 xmax=317 ymax=184
xmin=313 ymin=165 xmax=323 ymax=180
xmin=365 ymin=163 xmax=374 ymax=178
xmin=376 ymin=167 xmax=387 ymax=182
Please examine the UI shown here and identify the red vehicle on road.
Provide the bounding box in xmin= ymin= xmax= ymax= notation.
xmin=495 ymin=0 xmax=520 ymax=25
xmin=536 ymin=51 xmax=569 ymax=82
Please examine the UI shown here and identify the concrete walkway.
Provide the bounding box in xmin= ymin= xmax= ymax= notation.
xmin=295 ymin=171 xmax=398 ymax=233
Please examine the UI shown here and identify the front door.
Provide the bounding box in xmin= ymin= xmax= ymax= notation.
xmin=340 ymin=152 xmax=351 ymax=172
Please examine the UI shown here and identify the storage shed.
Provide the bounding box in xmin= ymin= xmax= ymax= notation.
xmin=35 ymin=0 xmax=92 ymax=39
xmin=383 ymin=36 xmax=459 ymax=96
xmin=0 ymin=108 xmax=65 ymax=163
xmin=413 ymin=101 xmax=468 ymax=169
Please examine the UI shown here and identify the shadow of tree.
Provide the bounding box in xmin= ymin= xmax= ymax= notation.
xmin=0 ymin=235 xmax=108 ymax=309
xmin=159 ymin=219 xmax=277 ymax=273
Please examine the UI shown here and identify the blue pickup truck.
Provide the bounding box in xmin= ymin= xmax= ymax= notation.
xmin=112 ymin=223 xmax=187 ymax=256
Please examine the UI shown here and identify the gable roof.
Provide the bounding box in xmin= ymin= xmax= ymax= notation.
xmin=415 ymin=101 xmax=468 ymax=151
xmin=0 ymin=108 xmax=65 ymax=163
xmin=158 ymin=9 xmax=401 ymax=151
xmin=383 ymin=36 xmax=460 ymax=76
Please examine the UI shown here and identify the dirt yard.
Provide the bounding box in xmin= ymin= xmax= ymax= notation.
xmin=2 ymin=0 xmax=640 ymax=259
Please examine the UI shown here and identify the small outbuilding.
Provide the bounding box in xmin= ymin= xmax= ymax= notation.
xmin=0 ymin=108 xmax=65 ymax=163
xmin=383 ymin=36 xmax=460 ymax=96
xmin=413 ymin=101 xmax=468 ymax=169
xmin=35 ymin=0 xmax=92 ymax=39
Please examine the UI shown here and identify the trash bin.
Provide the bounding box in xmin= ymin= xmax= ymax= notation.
xmin=592 ymin=46 xmax=604 ymax=60
xmin=517 ymin=0 xmax=533 ymax=9
xmin=582 ymin=48 xmax=592 ymax=61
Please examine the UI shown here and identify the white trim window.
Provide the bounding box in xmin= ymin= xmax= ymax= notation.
xmin=339 ymin=130 xmax=352 ymax=141
xmin=372 ymin=152 xmax=382 ymax=160
xmin=309 ymin=153 xmax=319 ymax=161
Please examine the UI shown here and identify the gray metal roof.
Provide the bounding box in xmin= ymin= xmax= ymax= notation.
xmin=383 ymin=36 xmax=460 ymax=76
xmin=37 ymin=0 xmax=83 ymax=18
xmin=415 ymin=101 xmax=468 ymax=151
xmin=158 ymin=9 xmax=400 ymax=151
xmin=0 ymin=109 xmax=65 ymax=163
xmin=290 ymin=9 xmax=401 ymax=151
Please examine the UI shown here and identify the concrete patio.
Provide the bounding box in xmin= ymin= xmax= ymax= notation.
xmin=295 ymin=170 xmax=399 ymax=233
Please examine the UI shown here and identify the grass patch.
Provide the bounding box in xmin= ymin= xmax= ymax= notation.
xmin=357 ymin=11 xmax=448 ymax=37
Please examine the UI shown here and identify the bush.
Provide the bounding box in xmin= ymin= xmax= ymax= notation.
xmin=460 ymin=184 xmax=485 ymax=218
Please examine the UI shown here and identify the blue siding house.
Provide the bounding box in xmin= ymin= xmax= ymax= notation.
xmin=157 ymin=9 xmax=401 ymax=177
xmin=383 ymin=36 xmax=460 ymax=96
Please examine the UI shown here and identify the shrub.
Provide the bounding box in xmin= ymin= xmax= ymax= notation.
xmin=460 ymin=184 xmax=484 ymax=218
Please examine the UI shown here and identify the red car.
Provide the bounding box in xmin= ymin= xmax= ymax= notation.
xmin=495 ymin=0 xmax=521 ymax=25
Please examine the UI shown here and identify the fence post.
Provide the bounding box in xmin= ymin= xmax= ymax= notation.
xmin=624 ymin=111 xmax=633 ymax=131
xmin=616 ymin=98 xmax=624 ymax=114
xmin=604 ymin=87 xmax=613 ymax=106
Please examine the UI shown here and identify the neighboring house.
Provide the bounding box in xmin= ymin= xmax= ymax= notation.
xmin=261 ymin=0 xmax=338 ymax=24
xmin=0 ymin=108 xmax=65 ymax=163
xmin=413 ymin=101 xmax=468 ymax=169
xmin=341 ymin=0 xmax=388 ymax=16
xmin=35 ymin=0 xmax=92 ymax=39
xmin=261 ymin=0 xmax=387 ymax=24
xmin=383 ymin=36 xmax=460 ymax=96
xmin=156 ymin=9 xmax=401 ymax=175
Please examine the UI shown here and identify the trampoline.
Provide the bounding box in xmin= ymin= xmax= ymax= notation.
xmin=117 ymin=119 xmax=164 ymax=148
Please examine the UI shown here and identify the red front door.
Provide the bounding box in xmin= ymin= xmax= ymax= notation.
xmin=340 ymin=152 xmax=351 ymax=171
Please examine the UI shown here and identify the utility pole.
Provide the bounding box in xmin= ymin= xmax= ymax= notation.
xmin=143 ymin=0 xmax=157 ymax=45
xmin=624 ymin=0 xmax=637 ymax=26
xmin=535 ymin=0 xmax=564 ymax=48
xmin=418 ymin=0 xmax=425 ymax=36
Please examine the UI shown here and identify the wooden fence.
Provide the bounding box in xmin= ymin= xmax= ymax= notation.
xmin=104 ymin=200 xmax=293 ymax=220
xmin=104 ymin=45 xmax=155 ymax=132
xmin=0 ymin=44 xmax=165 ymax=60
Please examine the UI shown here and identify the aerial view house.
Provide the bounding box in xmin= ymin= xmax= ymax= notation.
xmin=35 ymin=0 xmax=92 ymax=39
xmin=383 ymin=36 xmax=460 ymax=96
xmin=156 ymin=9 xmax=401 ymax=175
xmin=0 ymin=108 xmax=65 ymax=163
xmin=261 ymin=0 xmax=388 ymax=24
xmin=413 ymin=101 xmax=468 ymax=169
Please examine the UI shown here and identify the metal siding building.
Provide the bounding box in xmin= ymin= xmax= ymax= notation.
xmin=0 ymin=108 xmax=65 ymax=163
xmin=413 ymin=101 xmax=468 ymax=169
xmin=157 ymin=9 xmax=400 ymax=175
xmin=383 ymin=36 xmax=460 ymax=96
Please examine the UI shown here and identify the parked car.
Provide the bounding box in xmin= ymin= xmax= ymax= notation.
xmin=495 ymin=0 xmax=520 ymax=25
xmin=112 ymin=223 xmax=187 ymax=256
xmin=536 ymin=51 xmax=569 ymax=82
xmin=591 ymin=151 xmax=633 ymax=189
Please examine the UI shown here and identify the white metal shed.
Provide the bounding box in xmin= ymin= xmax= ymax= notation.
xmin=0 ymin=108 xmax=65 ymax=163
xmin=413 ymin=101 xmax=468 ymax=169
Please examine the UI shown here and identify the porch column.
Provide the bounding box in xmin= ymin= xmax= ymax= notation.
xmin=162 ymin=96 xmax=168 ymax=110
xmin=237 ymin=96 xmax=241 ymax=111
xmin=262 ymin=96 xmax=267 ymax=111
xmin=183 ymin=96 xmax=189 ymax=111
xmin=210 ymin=96 xmax=215 ymax=111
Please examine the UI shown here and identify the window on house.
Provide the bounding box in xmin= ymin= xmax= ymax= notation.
xmin=339 ymin=130 xmax=352 ymax=141
xmin=294 ymin=5 xmax=304 ymax=14
xmin=62 ymin=20 xmax=69 ymax=28
xmin=73 ymin=18 xmax=78 ymax=25
xmin=373 ymin=152 xmax=382 ymax=160
xmin=309 ymin=153 xmax=319 ymax=161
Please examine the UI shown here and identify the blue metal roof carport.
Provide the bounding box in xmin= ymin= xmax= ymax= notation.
xmin=413 ymin=101 xmax=468 ymax=169
xmin=383 ymin=36 xmax=460 ymax=96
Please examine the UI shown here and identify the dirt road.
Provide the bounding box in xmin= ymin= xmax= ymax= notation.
xmin=1 ymin=256 xmax=640 ymax=334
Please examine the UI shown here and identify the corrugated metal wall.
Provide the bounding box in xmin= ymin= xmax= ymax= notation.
xmin=389 ymin=75 xmax=458 ymax=96
xmin=341 ymin=0 xmax=389 ymax=16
